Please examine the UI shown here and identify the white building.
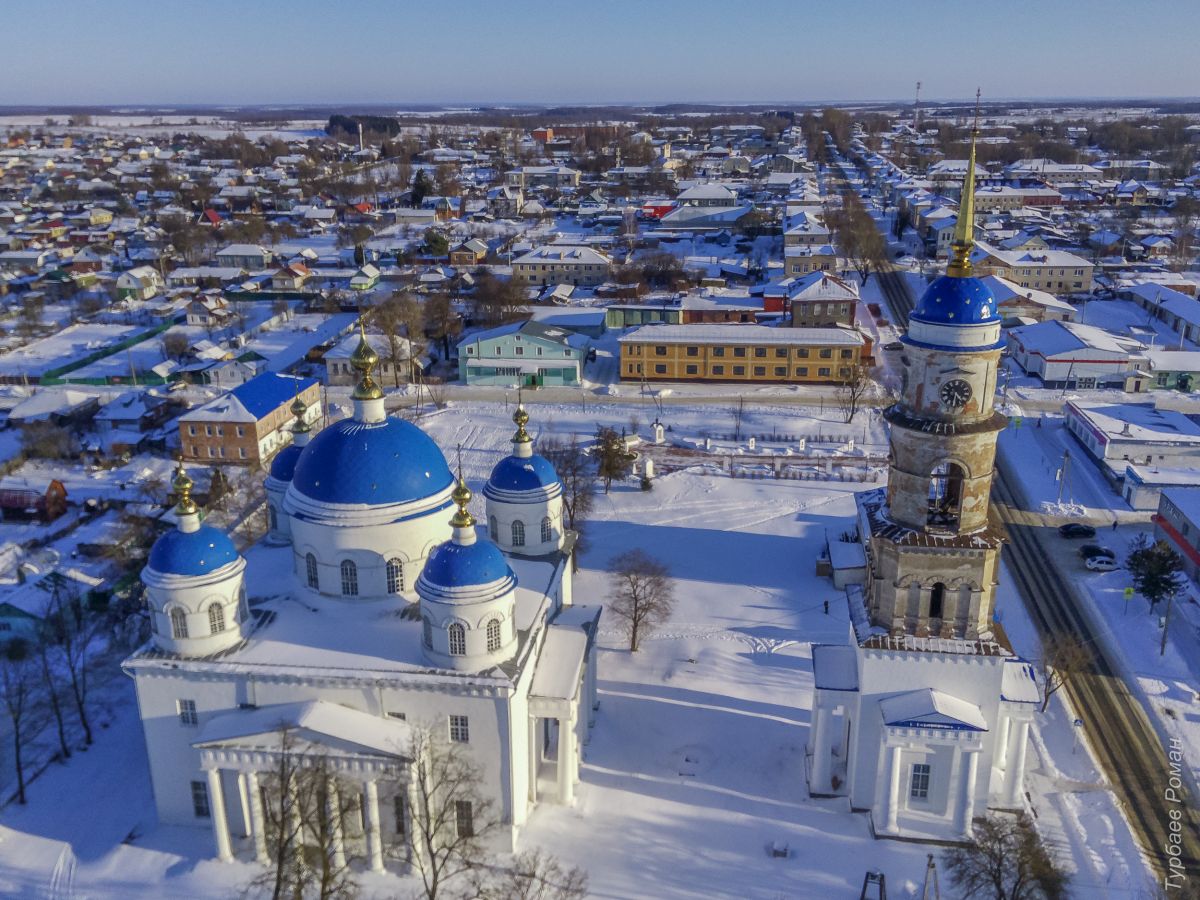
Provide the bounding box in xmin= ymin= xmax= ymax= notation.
xmin=124 ymin=333 xmax=600 ymax=872
xmin=1064 ymin=400 xmax=1200 ymax=480
xmin=1007 ymin=320 xmax=1145 ymax=390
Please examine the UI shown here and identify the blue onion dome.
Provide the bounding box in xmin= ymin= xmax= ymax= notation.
xmin=269 ymin=443 xmax=303 ymax=482
xmin=421 ymin=537 xmax=515 ymax=590
xmin=910 ymin=275 xmax=998 ymax=326
xmin=487 ymin=453 xmax=560 ymax=493
xmin=148 ymin=525 xmax=239 ymax=577
xmin=291 ymin=416 xmax=455 ymax=506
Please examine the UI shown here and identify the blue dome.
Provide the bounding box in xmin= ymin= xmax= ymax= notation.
xmin=487 ymin=453 xmax=560 ymax=493
xmin=269 ymin=443 xmax=303 ymax=482
xmin=148 ymin=525 xmax=239 ymax=577
xmin=910 ymin=275 xmax=999 ymax=326
xmin=291 ymin=417 xmax=455 ymax=506
xmin=422 ymin=536 xmax=515 ymax=589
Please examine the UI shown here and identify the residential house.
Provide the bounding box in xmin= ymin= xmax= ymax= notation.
xmin=787 ymin=272 xmax=860 ymax=327
xmin=214 ymin=243 xmax=272 ymax=269
xmin=448 ymin=239 xmax=488 ymax=269
xmin=178 ymin=373 xmax=321 ymax=466
xmin=511 ymin=245 xmax=612 ymax=287
xmin=115 ymin=265 xmax=164 ymax=301
xmin=457 ymin=320 xmax=590 ymax=387
xmin=1007 ymin=320 xmax=1144 ymax=389
xmin=186 ymin=294 xmax=234 ymax=329
xmin=970 ymin=241 xmax=1094 ymax=294
xmin=94 ymin=390 xmax=173 ymax=454
xmin=324 ymin=332 xmax=421 ymax=387
xmin=271 ymin=263 xmax=311 ymax=291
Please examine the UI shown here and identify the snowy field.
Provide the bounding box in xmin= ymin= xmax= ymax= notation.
xmin=0 ymin=401 xmax=1157 ymax=898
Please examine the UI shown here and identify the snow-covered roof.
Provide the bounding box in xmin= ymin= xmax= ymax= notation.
xmin=619 ymin=323 xmax=863 ymax=347
xmin=194 ymin=699 xmax=412 ymax=758
xmin=879 ymin=688 xmax=987 ymax=731
xmin=1009 ymin=320 xmax=1136 ymax=358
xmin=812 ymin=644 xmax=858 ymax=691
xmin=529 ymin=625 xmax=587 ymax=701
xmin=1001 ymin=659 xmax=1040 ymax=704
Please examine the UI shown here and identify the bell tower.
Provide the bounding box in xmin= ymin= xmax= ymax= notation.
xmin=860 ymin=96 xmax=1008 ymax=642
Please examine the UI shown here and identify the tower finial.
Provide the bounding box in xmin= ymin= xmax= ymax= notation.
xmin=172 ymin=456 xmax=197 ymax=516
xmin=290 ymin=381 xmax=310 ymax=434
xmin=450 ymin=445 xmax=474 ymax=529
xmin=947 ymin=88 xmax=981 ymax=278
xmin=351 ymin=314 xmax=383 ymax=401
xmin=512 ymin=397 xmax=531 ymax=444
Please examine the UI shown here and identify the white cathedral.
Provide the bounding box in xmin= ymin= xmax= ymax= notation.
xmin=807 ymin=125 xmax=1040 ymax=843
xmin=124 ymin=331 xmax=599 ymax=870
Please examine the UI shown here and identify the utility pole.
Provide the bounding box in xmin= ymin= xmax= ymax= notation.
xmin=1057 ymin=447 xmax=1071 ymax=505
xmin=1161 ymin=588 xmax=1177 ymax=656
xmin=920 ymin=854 xmax=940 ymax=900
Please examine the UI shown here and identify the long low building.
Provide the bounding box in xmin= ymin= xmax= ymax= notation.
xmin=1064 ymin=400 xmax=1200 ymax=480
xmin=1007 ymin=320 xmax=1145 ymax=390
xmin=618 ymin=323 xmax=866 ymax=385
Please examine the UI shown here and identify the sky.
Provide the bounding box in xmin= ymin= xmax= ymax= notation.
xmin=4 ymin=0 xmax=1199 ymax=107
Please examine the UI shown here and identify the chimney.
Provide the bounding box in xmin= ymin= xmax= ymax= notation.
xmin=358 ymin=122 xmax=364 ymax=153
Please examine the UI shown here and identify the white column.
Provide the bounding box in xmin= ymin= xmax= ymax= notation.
xmin=246 ymin=770 xmax=268 ymax=865
xmin=327 ymin=777 xmax=345 ymax=872
xmin=206 ymin=767 xmax=234 ymax=863
xmin=364 ymin=779 xmax=384 ymax=872
xmin=958 ymin=748 xmax=980 ymax=839
xmin=884 ymin=744 xmax=903 ymax=833
xmin=557 ymin=714 xmax=576 ymax=805
xmin=996 ymin=715 xmax=1012 ymax=771
xmin=237 ymin=771 xmax=252 ymax=838
xmin=528 ymin=716 xmax=539 ymax=802
xmin=810 ymin=703 xmax=831 ymax=792
xmin=1004 ymin=720 xmax=1030 ymax=808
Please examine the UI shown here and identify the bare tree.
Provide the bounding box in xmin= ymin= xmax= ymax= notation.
xmin=42 ymin=574 xmax=98 ymax=745
xmin=471 ymin=848 xmax=589 ymax=900
xmin=837 ymin=364 xmax=877 ymax=424
xmin=609 ymin=549 xmax=675 ymax=652
xmin=0 ymin=638 xmax=41 ymax=804
xmin=20 ymin=422 xmax=79 ymax=460
xmin=373 ymin=294 xmax=425 ymax=386
xmin=731 ymin=395 xmax=746 ymax=441
xmin=943 ymin=813 xmax=1069 ymax=900
xmin=540 ymin=435 xmax=596 ymax=573
xmin=1037 ymin=633 xmax=1092 ymax=714
xmin=408 ymin=723 xmax=496 ymax=900
xmin=33 ymin=599 xmax=71 ymax=761
xmin=162 ymin=331 xmax=190 ymax=361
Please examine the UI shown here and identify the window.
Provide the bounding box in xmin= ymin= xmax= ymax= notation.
xmin=422 ymin=616 xmax=433 ymax=648
xmin=238 ymin=448 xmax=246 ymax=459
xmin=455 ymin=800 xmax=474 ymax=837
xmin=818 ymin=367 xmax=831 ymax=377
xmin=188 ymin=424 xmax=196 ymax=436
xmin=839 ymin=367 xmax=851 ymax=378
xmin=775 ymin=348 xmax=788 ymax=358
xmin=754 ymin=347 xmax=766 ymax=358
xmin=797 ymin=367 xmax=808 ymax=377
xmin=654 ymin=364 xmax=666 ymax=374
xmin=340 ymin=560 xmax=358 ymax=596
xmin=712 ymin=347 xmax=725 ymax=357
xmin=208 ymin=603 xmax=225 ymax=634
xmin=733 ymin=347 xmax=746 ymax=358
xmin=511 ymin=520 xmax=525 ymax=546
xmin=840 ymin=349 xmax=853 ymax=359
xmin=541 ymin=516 xmax=553 ymax=543
xmin=654 ymin=345 xmax=667 ymax=356
xmin=192 ymin=780 xmax=210 ymax=818
xmin=486 ymin=618 xmax=502 ymax=652
xmin=686 ymin=346 xmax=699 ymax=357
xmin=170 ymin=607 xmax=188 ymax=643
xmin=449 ymin=714 xmax=470 ymax=743
xmin=448 ymin=623 xmax=466 ymax=656
xmin=236 ymin=426 xmax=245 ymax=438
xmin=798 ymin=348 xmax=809 ymax=358
xmin=819 ymin=348 xmax=832 ymax=359
xmin=733 ymin=366 xmax=745 ymax=376
xmin=910 ymin=763 xmax=931 ymax=800
xmin=775 ymin=366 xmax=787 ymax=376
xmin=305 ymin=553 xmax=319 ymax=589
xmin=753 ymin=366 xmax=766 ymax=376
xmin=178 ymin=699 xmax=198 ymax=727
xmin=686 ymin=364 xmax=698 ymax=375
xmin=929 ymin=582 xmax=945 ymax=619
xmin=393 ymin=794 xmax=407 ymax=837
xmin=387 ymin=558 xmax=404 ymax=594
xmin=712 ymin=365 xmax=725 ymax=375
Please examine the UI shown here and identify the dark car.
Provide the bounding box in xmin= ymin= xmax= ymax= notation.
xmin=1059 ymin=523 xmax=1097 ymax=539
xmin=1079 ymin=543 xmax=1116 ymax=560
xmin=884 ymin=341 xmax=903 ymax=351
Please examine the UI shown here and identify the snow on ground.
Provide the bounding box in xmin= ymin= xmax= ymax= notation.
xmin=0 ymin=402 xmax=1157 ymax=898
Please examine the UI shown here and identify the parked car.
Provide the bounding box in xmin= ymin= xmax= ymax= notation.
xmin=1086 ymin=556 xmax=1119 ymax=572
xmin=1079 ymin=544 xmax=1116 ymax=560
xmin=1059 ymin=523 xmax=1097 ymax=539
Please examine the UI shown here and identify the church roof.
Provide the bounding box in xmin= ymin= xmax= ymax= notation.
xmin=194 ymin=699 xmax=412 ymax=758
xmin=880 ymin=688 xmax=987 ymax=731
xmin=910 ymin=275 xmax=999 ymax=327
xmin=268 ymin=443 xmax=303 ymax=482
xmin=812 ymin=644 xmax=859 ymax=691
xmin=486 ymin=453 xmax=561 ymax=495
xmin=420 ymin=534 xmax=516 ymax=591
xmin=146 ymin=524 xmax=239 ymax=577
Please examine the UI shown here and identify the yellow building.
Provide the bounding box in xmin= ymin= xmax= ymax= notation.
xmin=784 ymin=244 xmax=838 ymax=277
xmin=970 ymin=242 xmax=1093 ymax=294
xmin=618 ymin=324 xmax=865 ymax=384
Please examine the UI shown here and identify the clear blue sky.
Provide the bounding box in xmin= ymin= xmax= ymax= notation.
xmin=6 ymin=0 xmax=1198 ymax=106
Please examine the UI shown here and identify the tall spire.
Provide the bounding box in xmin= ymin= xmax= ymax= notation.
xmin=946 ymin=88 xmax=982 ymax=279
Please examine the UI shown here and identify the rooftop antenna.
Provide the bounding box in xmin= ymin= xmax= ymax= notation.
xmin=914 ymin=81 xmax=922 ymax=131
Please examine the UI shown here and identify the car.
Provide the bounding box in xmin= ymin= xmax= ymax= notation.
xmin=1079 ymin=543 xmax=1116 ymax=560
xmin=1086 ymin=556 xmax=1119 ymax=572
xmin=884 ymin=341 xmax=903 ymax=351
xmin=1059 ymin=523 xmax=1096 ymax=539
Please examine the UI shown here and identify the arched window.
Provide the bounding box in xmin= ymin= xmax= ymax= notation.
xmin=268 ymin=505 xmax=277 ymax=531
xmin=927 ymin=462 xmax=965 ymax=531
xmin=488 ymin=516 xmax=497 ymax=538
xmin=541 ymin=516 xmax=552 ymax=544
xmin=448 ymin=622 xmax=466 ymax=656
xmin=929 ymin=582 xmax=945 ymax=620
xmin=387 ymin=558 xmax=404 ymax=594
xmin=170 ymin=607 xmax=188 ymax=640
xmin=305 ymin=553 xmax=319 ymax=589
xmin=422 ymin=616 xmax=433 ymax=648
xmin=486 ymin=618 xmax=502 ymax=653
xmin=208 ymin=603 xmax=225 ymax=634
xmin=341 ymin=560 xmax=358 ymax=596
xmin=511 ymin=520 xmax=525 ymax=547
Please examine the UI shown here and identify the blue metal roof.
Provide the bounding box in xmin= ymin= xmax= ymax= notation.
xmin=291 ymin=416 xmax=454 ymax=506
xmin=231 ymin=373 xmax=318 ymax=421
xmin=487 ymin=453 xmax=560 ymax=493
xmin=421 ymin=536 xmax=514 ymax=589
xmin=269 ymin=443 xmax=303 ymax=482
xmin=147 ymin=525 xmax=239 ymax=577
xmin=910 ymin=275 xmax=999 ymax=326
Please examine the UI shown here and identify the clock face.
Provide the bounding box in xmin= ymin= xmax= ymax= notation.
xmin=940 ymin=378 xmax=973 ymax=409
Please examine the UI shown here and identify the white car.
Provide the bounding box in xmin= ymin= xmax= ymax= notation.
xmin=1085 ymin=556 xmax=1118 ymax=572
